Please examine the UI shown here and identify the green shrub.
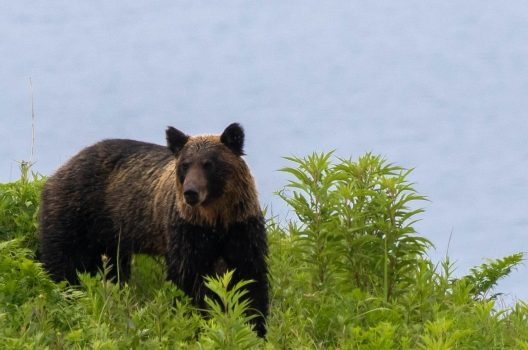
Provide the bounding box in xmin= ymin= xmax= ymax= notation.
xmin=0 ymin=162 xmax=44 ymax=251
xmin=278 ymin=152 xmax=431 ymax=300
xmin=198 ymin=270 xmax=263 ymax=349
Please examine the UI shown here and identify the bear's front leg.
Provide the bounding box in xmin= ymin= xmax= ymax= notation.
xmin=223 ymin=216 xmax=269 ymax=338
xmin=165 ymin=221 xmax=221 ymax=309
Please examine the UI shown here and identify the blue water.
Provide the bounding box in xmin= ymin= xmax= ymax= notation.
xmin=2 ymin=1 xmax=527 ymax=302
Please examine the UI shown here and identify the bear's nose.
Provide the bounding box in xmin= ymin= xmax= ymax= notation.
xmin=184 ymin=189 xmax=200 ymax=206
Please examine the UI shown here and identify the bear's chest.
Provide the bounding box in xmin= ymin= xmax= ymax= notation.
xmin=213 ymin=257 xmax=228 ymax=276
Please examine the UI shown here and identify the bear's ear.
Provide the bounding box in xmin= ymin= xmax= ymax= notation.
xmin=220 ymin=123 xmax=245 ymax=156
xmin=166 ymin=126 xmax=189 ymax=154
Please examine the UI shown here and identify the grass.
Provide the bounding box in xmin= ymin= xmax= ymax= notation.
xmin=1 ymin=152 xmax=527 ymax=349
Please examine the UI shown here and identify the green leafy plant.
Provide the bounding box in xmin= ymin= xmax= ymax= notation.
xmin=198 ymin=270 xmax=263 ymax=349
xmin=461 ymin=253 xmax=524 ymax=299
xmin=0 ymin=162 xmax=44 ymax=250
xmin=279 ymin=152 xmax=432 ymax=300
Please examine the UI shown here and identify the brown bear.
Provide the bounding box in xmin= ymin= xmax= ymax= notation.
xmin=38 ymin=123 xmax=269 ymax=336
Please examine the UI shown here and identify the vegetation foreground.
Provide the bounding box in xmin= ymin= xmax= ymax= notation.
xmin=1 ymin=154 xmax=527 ymax=349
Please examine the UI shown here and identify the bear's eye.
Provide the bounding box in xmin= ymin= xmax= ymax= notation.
xmin=202 ymin=159 xmax=215 ymax=172
xmin=179 ymin=162 xmax=191 ymax=173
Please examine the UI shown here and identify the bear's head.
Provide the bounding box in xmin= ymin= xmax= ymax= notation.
xmin=166 ymin=123 xmax=260 ymax=226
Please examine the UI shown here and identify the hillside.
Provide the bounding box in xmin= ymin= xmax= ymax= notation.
xmin=1 ymin=155 xmax=527 ymax=349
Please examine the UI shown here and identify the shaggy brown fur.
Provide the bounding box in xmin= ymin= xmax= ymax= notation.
xmin=173 ymin=135 xmax=261 ymax=227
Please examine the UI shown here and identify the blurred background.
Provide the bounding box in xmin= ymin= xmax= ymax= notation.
xmin=1 ymin=1 xmax=527 ymax=301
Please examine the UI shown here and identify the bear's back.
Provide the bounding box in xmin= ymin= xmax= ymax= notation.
xmin=81 ymin=139 xmax=172 ymax=172
xmin=46 ymin=139 xmax=172 ymax=185
xmin=40 ymin=138 xmax=176 ymax=257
